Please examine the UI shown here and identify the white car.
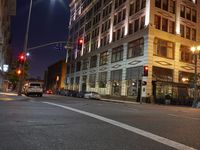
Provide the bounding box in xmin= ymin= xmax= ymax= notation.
xmin=84 ymin=92 xmax=101 ymax=99
xmin=24 ymin=82 xmax=43 ymax=97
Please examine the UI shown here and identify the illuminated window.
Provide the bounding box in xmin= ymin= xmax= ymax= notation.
xmin=154 ymin=38 xmax=174 ymax=59
xmin=100 ymin=51 xmax=108 ymax=66
xmin=112 ymin=45 xmax=123 ymax=63
xmin=127 ymin=38 xmax=144 ymax=58
xmin=180 ymin=45 xmax=194 ymax=63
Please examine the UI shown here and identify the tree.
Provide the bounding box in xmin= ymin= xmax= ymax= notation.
xmin=6 ymin=61 xmax=29 ymax=90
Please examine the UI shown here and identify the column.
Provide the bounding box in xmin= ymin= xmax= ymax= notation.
xmin=106 ymin=48 xmax=112 ymax=95
xmin=121 ymin=43 xmax=128 ymax=96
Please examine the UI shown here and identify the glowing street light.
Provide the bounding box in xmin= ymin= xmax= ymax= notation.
xmin=190 ymin=45 xmax=200 ymax=107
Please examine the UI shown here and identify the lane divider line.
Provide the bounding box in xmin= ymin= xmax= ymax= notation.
xmin=43 ymin=101 xmax=196 ymax=150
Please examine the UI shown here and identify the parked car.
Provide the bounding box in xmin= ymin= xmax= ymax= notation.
xmin=68 ymin=90 xmax=78 ymax=97
xmin=84 ymin=92 xmax=101 ymax=99
xmin=60 ymin=89 xmax=67 ymax=96
xmin=23 ymin=82 xmax=43 ymax=97
xmin=76 ymin=91 xmax=86 ymax=98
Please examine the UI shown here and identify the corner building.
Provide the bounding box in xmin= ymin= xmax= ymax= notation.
xmin=66 ymin=0 xmax=200 ymax=103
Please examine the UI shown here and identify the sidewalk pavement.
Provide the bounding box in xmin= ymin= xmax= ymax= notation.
xmin=0 ymin=92 xmax=27 ymax=101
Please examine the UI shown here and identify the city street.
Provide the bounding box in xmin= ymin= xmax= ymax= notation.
xmin=0 ymin=94 xmax=199 ymax=150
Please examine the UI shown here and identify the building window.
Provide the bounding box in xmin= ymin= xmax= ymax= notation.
xmin=169 ymin=20 xmax=175 ymax=34
xmin=112 ymin=45 xmax=123 ymax=63
xmin=135 ymin=0 xmax=140 ymax=13
xmin=71 ymin=63 xmax=75 ymax=73
xmin=162 ymin=0 xmax=168 ymax=11
xmin=155 ymin=15 xmax=161 ymax=29
xmin=134 ymin=19 xmax=139 ymax=32
xmin=186 ymin=7 xmax=191 ymax=20
xmin=162 ymin=18 xmax=168 ymax=32
xmin=152 ymin=66 xmax=173 ymax=82
xmin=186 ymin=27 xmax=190 ymax=39
xmin=141 ymin=0 xmax=146 ymax=9
xmin=154 ymin=38 xmax=174 ymax=59
xmin=179 ymin=71 xmax=194 ymax=83
xmin=155 ymin=0 xmax=161 ymax=8
xmin=100 ymin=51 xmax=108 ymax=66
xmin=89 ymin=74 xmax=96 ymax=88
xmin=127 ymin=38 xmax=144 ymax=58
xmin=90 ymin=55 xmax=97 ymax=68
xmin=169 ymin=0 xmax=175 ymax=13
xmin=129 ymin=3 xmax=135 ymax=16
xmin=128 ymin=22 xmax=133 ymax=34
xmin=191 ymin=29 xmax=196 ymax=41
xmin=180 ymin=24 xmax=184 ymax=37
xmin=99 ymin=72 xmax=107 ymax=88
xmin=140 ymin=16 xmax=145 ymax=29
xmin=82 ymin=59 xmax=88 ymax=70
xmin=76 ymin=61 xmax=81 ymax=72
xmin=180 ymin=45 xmax=194 ymax=63
xmin=192 ymin=10 xmax=197 ymax=22
xmin=180 ymin=5 xmax=185 ymax=18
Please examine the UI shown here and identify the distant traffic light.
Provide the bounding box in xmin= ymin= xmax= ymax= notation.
xmin=143 ymin=66 xmax=148 ymax=76
xmin=77 ymin=38 xmax=83 ymax=50
xmin=16 ymin=69 xmax=22 ymax=75
xmin=18 ymin=53 xmax=26 ymax=64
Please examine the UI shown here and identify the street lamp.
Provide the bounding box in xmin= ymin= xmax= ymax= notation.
xmin=190 ymin=45 xmax=200 ymax=107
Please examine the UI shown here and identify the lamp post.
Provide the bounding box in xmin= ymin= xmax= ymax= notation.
xmin=190 ymin=45 xmax=200 ymax=107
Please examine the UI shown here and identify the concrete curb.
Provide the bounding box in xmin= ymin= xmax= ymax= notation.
xmin=99 ymin=98 xmax=140 ymax=105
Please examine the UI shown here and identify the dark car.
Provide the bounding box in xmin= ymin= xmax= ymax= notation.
xmin=76 ymin=91 xmax=86 ymax=98
xmin=68 ymin=90 xmax=78 ymax=97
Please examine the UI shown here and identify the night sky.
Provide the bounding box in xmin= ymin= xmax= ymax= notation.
xmin=11 ymin=0 xmax=70 ymax=79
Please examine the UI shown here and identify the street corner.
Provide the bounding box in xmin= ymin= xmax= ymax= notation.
xmin=0 ymin=92 xmax=29 ymax=101
xmin=0 ymin=97 xmax=14 ymax=101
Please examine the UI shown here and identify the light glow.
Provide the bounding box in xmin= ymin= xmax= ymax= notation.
xmin=145 ymin=0 xmax=150 ymax=26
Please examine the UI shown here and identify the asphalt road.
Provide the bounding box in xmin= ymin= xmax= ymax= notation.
xmin=0 ymin=94 xmax=199 ymax=150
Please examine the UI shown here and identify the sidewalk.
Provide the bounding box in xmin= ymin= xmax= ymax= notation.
xmin=0 ymin=92 xmax=27 ymax=101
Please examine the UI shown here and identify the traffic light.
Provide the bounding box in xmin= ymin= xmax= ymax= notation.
xmin=16 ymin=69 xmax=22 ymax=75
xmin=18 ymin=53 xmax=26 ymax=64
xmin=143 ymin=66 xmax=148 ymax=76
xmin=77 ymin=38 xmax=83 ymax=50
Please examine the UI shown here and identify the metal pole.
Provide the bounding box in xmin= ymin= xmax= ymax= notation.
xmin=193 ymin=54 xmax=198 ymax=107
xmin=18 ymin=0 xmax=33 ymax=96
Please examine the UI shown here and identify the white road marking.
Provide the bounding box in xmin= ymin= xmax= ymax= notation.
xmin=43 ymin=101 xmax=196 ymax=150
xmin=168 ymin=114 xmax=200 ymax=121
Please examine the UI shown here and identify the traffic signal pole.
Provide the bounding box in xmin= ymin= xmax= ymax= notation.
xmin=17 ymin=0 xmax=33 ymax=96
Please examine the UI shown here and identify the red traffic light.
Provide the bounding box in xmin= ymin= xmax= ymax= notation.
xmin=18 ymin=53 xmax=26 ymax=64
xmin=78 ymin=39 xmax=84 ymax=44
xmin=143 ymin=66 xmax=148 ymax=76
xmin=144 ymin=66 xmax=148 ymax=71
